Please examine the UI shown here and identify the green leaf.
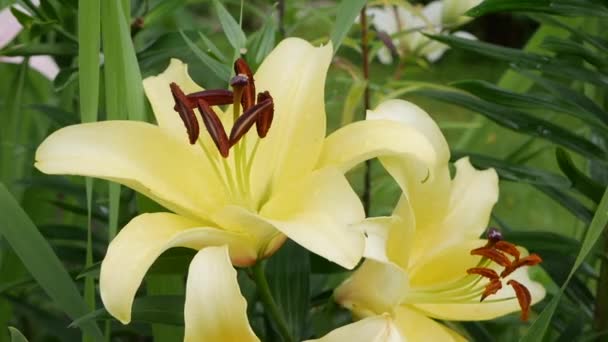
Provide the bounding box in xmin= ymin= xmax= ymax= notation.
xmin=451 ymin=80 xmax=608 ymax=129
xmin=453 ymin=151 xmax=572 ymax=188
xmin=144 ymin=0 xmax=186 ymax=27
xmin=7 ymin=327 xmax=28 ymax=342
xmin=521 ymin=186 xmax=608 ymax=340
xmin=213 ymin=0 xmax=247 ymax=54
xmin=541 ymin=36 xmax=607 ymax=68
xmin=341 ymin=79 xmax=366 ymax=126
xmin=0 ymin=43 xmax=77 ymax=57
xmin=556 ymin=148 xmax=605 ymax=202
xmin=417 ymin=89 xmax=607 ymax=160
xmin=330 ymin=0 xmax=367 ymax=54
xmin=467 ymin=0 xmax=608 ymax=18
xmin=72 ymin=295 xmax=185 ymax=327
xmin=266 ymin=240 xmax=310 ymax=340
xmin=198 ymin=32 xmax=227 ymax=61
xmin=179 ymin=30 xmax=231 ymax=82
xmin=101 ymin=0 xmax=145 ymax=122
xmin=534 ymin=185 xmax=593 ymax=223
xmin=0 ymin=184 xmax=103 ymax=341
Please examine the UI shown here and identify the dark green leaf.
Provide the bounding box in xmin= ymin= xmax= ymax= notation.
xmin=0 ymin=43 xmax=77 ymax=57
xmin=330 ymin=0 xmax=367 ymax=54
xmin=213 ymin=0 xmax=247 ymax=53
xmin=556 ymin=148 xmax=605 ymax=202
xmin=8 ymin=327 xmax=28 ymax=342
xmin=0 ymin=184 xmax=104 ymax=341
xmin=453 ymin=151 xmax=571 ymax=188
xmin=179 ymin=30 xmax=231 ymax=82
xmin=266 ymin=240 xmax=310 ymax=340
xmin=534 ymin=184 xmax=593 ymax=223
xmin=467 ymin=0 xmax=608 ymax=18
xmin=418 ymin=89 xmax=607 ymax=160
xmin=71 ymin=295 xmax=185 ymax=327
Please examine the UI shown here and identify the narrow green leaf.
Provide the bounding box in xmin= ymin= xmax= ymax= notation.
xmin=0 ymin=184 xmax=103 ymax=341
xmin=198 ymin=32 xmax=227 ymax=61
xmin=144 ymin=0 xmax=186 ymax=27
xmin=213 ymin=0 xmax=246 ymax=53
xmin=521 ymin=186 xmax=608 ymax=340
xmin=101 ymin=0 xmax=145 ymax=122
xmin=7 ymin=327 xmax=28 ymax=342
xmin=72 ymin=296 xmax=185 ymax=327
xmin=467 ymin=0 xmax=608 ymax=17
xmin=147 ymin=276 xmax=184 ymax=342
xmin=417 ymin=89 xmax=607 ymax=160
xmin=78 ymin=0 xmax=101 ymax=125
xmin=556 ymin=148 xmax=605 ymax=202
xmin=0 ymin=43 xmax=77 ymax=57
xmin=453 ymin=151 xmax=572 ymax=188
xmin=341 ymin=79 xmax=366 ymax=126
xmin=534 ymin=185 xmax=594 ymax=223
xmin=266 ymin=240 xmax=310 ymax=340
xmin=179 ymin=30 xmax=231 ymax=81
xmin=330 ymin=0 xmax=367 ymax=54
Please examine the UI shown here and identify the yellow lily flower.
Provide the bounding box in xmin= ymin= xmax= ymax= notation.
xmin=34 ymin=38 xmax=440 ymax=324
xmin=309 ymin=100 xmax=546 ymax=341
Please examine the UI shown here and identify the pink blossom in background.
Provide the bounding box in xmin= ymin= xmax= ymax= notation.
xmin=0 ymin=4 xmax=59 ymax=80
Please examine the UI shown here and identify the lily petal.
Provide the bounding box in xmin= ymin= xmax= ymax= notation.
xmin=99 ymin=213 xmax=257 ymax=324
xmin=184 ymin=246 xmax=259 ymax=342
xmin=249 ymin=38 xmax=333 ymax=203
xmin=335 ymin=260 xmax=409 ymax=317
xmin=409 ymin=157 xmax=498 ymax=261
xmin=35 ymin=121 xmax=226 ymax=221
xmin=360 ymin=214 xmax=413 ymax=270
xmin=143 ymin=59 xmax=203 ymax=141
xmin=261 ymin=167 xmax=365 ymax=269
xmin=305 ymin=315 xmax=403 ymax=342
xmin=393 ymin=306 xmax=466 ymax=341
xmin=408 ymin=240 xmax=545 ymax=321
xmin=317 ymin=118 xmax=439 ymax=195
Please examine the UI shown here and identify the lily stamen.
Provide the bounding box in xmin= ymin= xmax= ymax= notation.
xmin=170 ymin=82 xmax=199 ymax=144
xmin=466 ymin=227 xmax=543 ymax=321
xmin=234 ymin=58 xmax=256 ymax=110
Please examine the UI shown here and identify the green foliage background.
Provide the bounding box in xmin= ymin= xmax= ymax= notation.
xmin=0 ymin=0 xmax=607 ymax=341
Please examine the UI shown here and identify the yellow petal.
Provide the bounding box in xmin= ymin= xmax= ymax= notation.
xmin=35 ymin=121 xmax=227 ymax=221
xmin=408 ymin=240 xmax=546 ymax=321
xmin=335 ymin=260 xmax=408 ymax=317
xmin=359 ymin=214 xmax=414 ymax=270
xmin=393 ymin=306 xmax=466 ymax=341
xmin=317 ymin=119 xmax=438 ymax=191
xmin=184 ymin=246 xmax=260 ymax=342
xmin=99 ymin=213 xmax=257 ymax=324
xmin=248 ymin=38 xmax=333 ymax=202
xmin=143 ymin=59 xmax=203 ymax=141
xmin=261 ymin=168 xmax=365 ymax=269
xmin=409 ymin=157 xmax=498 ymax=262
xmin=305 ymin=315 xmax=404 ymax=342
xmin=366 ymin=100 xmax=452 ymax=246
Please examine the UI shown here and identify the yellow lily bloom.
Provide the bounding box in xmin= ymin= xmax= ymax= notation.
xmin=34 ymin=38 xmax=440 ymax=324
xmin=309 ymin=100 xmax=546 ymax=341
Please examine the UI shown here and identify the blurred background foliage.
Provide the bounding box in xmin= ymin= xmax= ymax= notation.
xmin=0 ymin=0 xmax=607 ymax=341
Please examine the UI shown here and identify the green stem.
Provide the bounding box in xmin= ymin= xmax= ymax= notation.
xmin=251 ymin=262 xmax=293 ymax=342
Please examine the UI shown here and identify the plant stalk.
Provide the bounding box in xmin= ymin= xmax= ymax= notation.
xmin=360 ymin=6 xmax=372 ymax=215
xmin=252 ymin=262 xmax=293 ymax=342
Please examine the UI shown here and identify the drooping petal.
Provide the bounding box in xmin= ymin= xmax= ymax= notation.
xmin=143 ymin=59 xmax=204 ymax=141
xmin=317 ymin=118 xmax=439 ymax=195
xmin=305 ymin=315 xmax=404 ymax=342
xmin=409 ymin=157 xmax=498 ymax=262
xmin=248 ymin=38 xmax=333 ymax=204
xmin=260 ymin=167 xmax=366 ymax=269
xmin=184 ymin=246 xmax=260 ymax=342
xmin=407 ymin=240 xmax=546 ymax=321
xmin=35 ymin=121 xmax=227 ymax=220
xmin=99 ymin=213 xmax=257 ymax=324
xmin=393 ymin=306 xmax=466 ymax=341
xmin=335 ymin=260 xmax=409 ymax=318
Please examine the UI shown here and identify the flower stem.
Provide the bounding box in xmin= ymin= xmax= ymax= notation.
xmin=252 ymin=262 xmax=293 ymax=342
xmin=360 ymin=6 xmax=372 ymax=215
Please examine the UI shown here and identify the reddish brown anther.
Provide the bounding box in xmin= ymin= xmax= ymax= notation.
xmin=481 ymin=279 xmax=503 ymax=302
xmin=467 ymin=267 xmax=499 ymax=280
xmin=471 ymin=247 xmax=512 ymax=267
xmin=507 ymin=280 xmax=532 ymax=321
xmin=170 ymin=82 xmax=199 ymax=144
xmin=229 ymin=97 xmax=273 ymax=146
xmin=197 ymin=99 xmax=230 ymax=158
xmin=500 ymin=254 xmax=543 ymax=278
xmin=234 ymin=58 xmax=256 ymax=110
xmin=255 ymin=91 xmax=274 ymax=138
xmin=495 ymin=241 xmax=521 ymax=261
xmin=183 ymin=89 xmax=234 ymax=108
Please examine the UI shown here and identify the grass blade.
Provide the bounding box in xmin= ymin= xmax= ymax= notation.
xmin=330 ymin=0 xmax=366 ymax=54
xmin=0 ymin=184 xmax=104 ymax=341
